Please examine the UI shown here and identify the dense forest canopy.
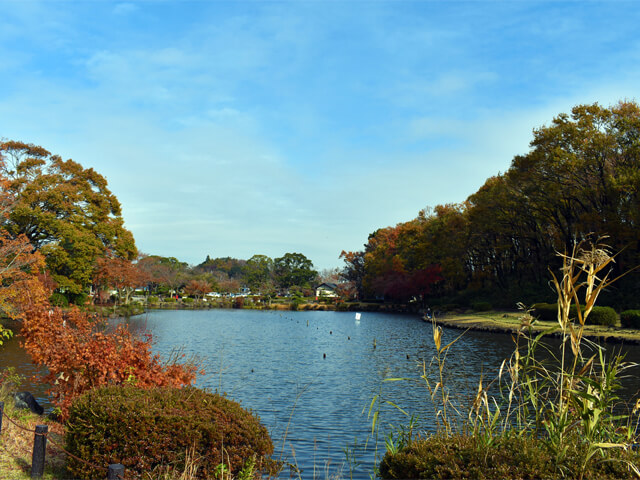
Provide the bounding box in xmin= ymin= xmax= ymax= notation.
xmin=342 ymin=101 xmax=640 ymax=309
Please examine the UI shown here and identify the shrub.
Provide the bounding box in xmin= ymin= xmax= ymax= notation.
xmin=471 ymin=301 xmax=492 ymax=312
xmin=380 ymin=434 xmax=553 ymax=479
xmin=50 ymin=292 xmax=68 ymax=307
xmin=290 ymin=297 xmax=303 ymax=311
xmin=532 ymin=302 xmax=558 ymax=321
xmin=116 ymin=303 xmax=143 ymax=318
xmin=182 ymin=297 xmax=194 ymax=305
xmin=620 ymin=310 xmax=640 ymax=329
xmin=588 ymin=306 xmax=618 ymax=326
xmin=336 ymin=302 xmax=350 ymax=311
xmin=65 ymin=385 xmax=276 ymax=479
xmin=147 ymin=296 xmax=159 ymax=305
xmin=69 ymin=292 xmax=89 ymax=305
xmin=163 ymin=297 xmax=177 ymax=303
xmin=233 ymin=297 xmax=245 ymax=309
xmin=533 ymin=303 xmax=617 ymax=326
xmin=20 ymin=305 xmax=198 ymax=418
xmin=380 ymin=433 xmax=640 ymax=479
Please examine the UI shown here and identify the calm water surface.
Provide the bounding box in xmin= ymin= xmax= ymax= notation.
xmin=3 ymin=309 xmax=640 ymax=479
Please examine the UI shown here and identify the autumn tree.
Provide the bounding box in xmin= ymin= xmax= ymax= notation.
xmin=184 ymin=278 xmax=212 ymax=300
xmin=0 ymin=140 xmax=137 ymax=297
xmin=348 ymin=100 xmax=640 ymax=309
xmin=507 ymin=102 xmax=640 ymax=265
xmin=137 ymin=255 xmax=188 ymax=296
xmin=0 ymin=152 xmax=46 ymax=342
xmin=20 ymin=300 xmax=199 ymax=418
xmin=94 ymin=256 xmax=148 ymax=306
xmin=195 ymin=256 xmax=246 ymax=278
xmin=463 ymin=101 xmax=640 ymax=303
xmin=354 ymin=219 xmax=445 ymax=303
xmin=317 ymin=267 xmax=341 ymax=285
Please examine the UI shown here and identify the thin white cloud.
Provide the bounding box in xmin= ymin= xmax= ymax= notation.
xmin=113 ymin=3 xmax=138 ymax=16
xmin=2 ymin=0 xmax=640 ymax=271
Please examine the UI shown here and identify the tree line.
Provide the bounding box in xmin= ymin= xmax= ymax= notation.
xmin=134 ymin=251 xmax=322 ymax=302
xmin=3 ymin=100 xmax=640 ymax=314
xmin=341 ymin=101 xmax=640 ymax=310
xmin=0 ymin=140 xmax=323 ymax=310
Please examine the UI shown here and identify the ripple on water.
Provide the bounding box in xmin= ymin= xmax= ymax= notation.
xmin=6 ymin=309 xmax=640 ymax=479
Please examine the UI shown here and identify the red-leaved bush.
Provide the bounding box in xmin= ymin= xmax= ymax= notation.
xmin=20 ymin=298 xmax=199 ymax=419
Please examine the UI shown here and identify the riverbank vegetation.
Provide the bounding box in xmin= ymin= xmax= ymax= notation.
xmin=342 ymin=101 xmax=640 ymax=312
xmin=379 ymin=240 xmax=640 ymax=478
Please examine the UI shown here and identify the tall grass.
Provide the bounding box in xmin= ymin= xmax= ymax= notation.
xmin=380 ymin=238 xmax=640 ymax=479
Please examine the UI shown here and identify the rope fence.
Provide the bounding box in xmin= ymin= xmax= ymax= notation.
xmin=0 ymin=401 xmax=125 ymax=479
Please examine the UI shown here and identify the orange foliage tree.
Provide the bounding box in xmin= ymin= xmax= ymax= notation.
xmin=184 ymin=278 xmax=212 ymax=300
xmin=93 ymin=255 xmax=149 ymax=305
xmin=19 ymin=297 xmax=199 ymax=418
xmin=0 ymin=151 xmax=46 ymax=342
xmin=1 ymin=146 xmax=199 ymax=419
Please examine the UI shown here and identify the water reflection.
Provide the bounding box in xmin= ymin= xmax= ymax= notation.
xmin=111 ymin=310 xmax=537 ymax=478
xmin=0 ymin=331 xmax=49 ymax=406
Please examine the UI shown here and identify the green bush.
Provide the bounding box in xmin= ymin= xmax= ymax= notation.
xmin=290 ymin=297 xmax=303 ymax=311
xmin=588 ymin=306 xmax=618 ymax=326
xmin=69 ymin=292 xmax=89 ymax=305
xmin=50 ymin=292 xmax=69 ymax=307
xmin=532 ymin=303 xmax=617 ymax=326
xmin=147 ymin=296 xmax=159 ymax=305
xmin=163 ymin=297 xmax=177 ymax=303
xmin=620 ymin=310 xmax=640 ymax=329
xmin=532 ymin=303 xmax=558 ymax=321
xmin=471 ymin=301 xmax=492 ymax=312
xmin=183 ymin=297 xmax=194 ymax=304
xmin=380 ymin=433 xmax=640 ymax=480
xmin=65 ymin=385 xmax=276 ymax=479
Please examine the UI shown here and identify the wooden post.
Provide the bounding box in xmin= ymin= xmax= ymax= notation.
xmin=31 ymin=424 xmax=48 ymax=478
xmin=107 ymin=463 xmax=125 ymax=479
xmin=0 ymin=401 xmax=4 ymax=435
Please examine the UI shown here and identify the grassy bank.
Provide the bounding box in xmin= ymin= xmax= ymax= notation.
xmin=434 ymin=310 xmax=640 ymax=344
xmin=89 ymin=299 xmax=640 ymax=345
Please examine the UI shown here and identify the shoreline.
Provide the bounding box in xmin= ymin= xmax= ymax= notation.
xmin=433 ymin=311 xmax=640 ymax=345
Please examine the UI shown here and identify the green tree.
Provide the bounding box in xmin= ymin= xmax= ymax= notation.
xmin=0 ymin=140 xmax=136 ymax=296
xmin=339 ymin=250 xmax=366 ymax=299
xmin=274 ymin=252 xmax=317 ymax=289
xmin=243 ymin=254 xmax=274 ymax=292
xmin=196 ymin=256 xmax=246 ymax=278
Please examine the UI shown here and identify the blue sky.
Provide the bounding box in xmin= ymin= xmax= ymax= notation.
xmin=1 ymin=1 xmax=639 ymax=270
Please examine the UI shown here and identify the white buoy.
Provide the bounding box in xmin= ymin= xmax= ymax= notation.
xmin=355 ymin=312 xmax=361 ymax=323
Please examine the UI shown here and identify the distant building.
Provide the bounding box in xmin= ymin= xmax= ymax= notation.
xmin=315 ymin=282 xmax=339 ymax=298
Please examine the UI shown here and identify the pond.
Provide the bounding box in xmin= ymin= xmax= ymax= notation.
xmin=3 ymin=309 xmax=640 ymax=479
